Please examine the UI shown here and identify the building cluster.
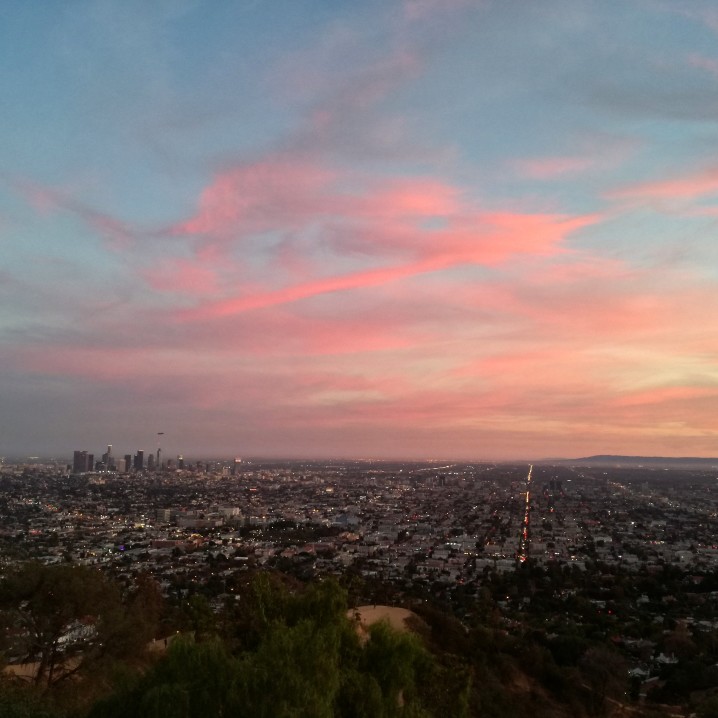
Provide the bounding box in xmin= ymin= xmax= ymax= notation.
xmin=71 ymin=446 xmax=185 ymax=474
xmin=69 ymin=445 xmax=243 ymax=476
xmin=2 ymin=456 xmax=718 ymax=698
xmin=1 ymin=460 xmax=717 ymax=584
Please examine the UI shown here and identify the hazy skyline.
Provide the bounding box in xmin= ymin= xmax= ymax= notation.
xmin=2 ymin=1 xmax=718 ymax=461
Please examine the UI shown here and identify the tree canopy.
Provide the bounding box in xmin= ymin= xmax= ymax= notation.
xmin=88 ymin=576 xmax=440 ymax=718
xmin=0 ymin=563 xmax=162 ymax=688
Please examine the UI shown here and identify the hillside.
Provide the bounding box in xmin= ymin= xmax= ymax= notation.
xmin=557 ymin=455 xmax=718 ymax=468
xmin=0 ymin=565 xmax=683 ymax=718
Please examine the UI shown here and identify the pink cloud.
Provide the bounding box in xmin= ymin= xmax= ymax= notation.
xmin=8 ymin=2 xmax=718 ymax=461
xmin=190 ymin=308 xmax=424 ymax=356
xmin=612 ymin=385 xmax=718 ymax=407
xmin=17 ymin=182 xmax=58 ymax=214
xmin=176 ymin=259 xmax=446 ymax=320
xmin=610 ymin=166 xmax=718 ymax=202
xmin=11 ymin=249 xmax=718 ymax=457
xmin=357 ymin=178 xmax=460 ymax=220
xmin=511 ymin=133 xmax=638 ymax=182
xmin=529 ymin=255 xmax=629 ymax=282
xmin=442 ymin=268 xmax=718 ymax=431
xmin=263 ymin=18 xmax=459 ymax=173
xmin=167 ymin=158 xmax=336 ymax=239
xmin=143 ymin=258 xmax=220 ymax=296
xmin=164 ymin=151 xmax=596 ymax=319
xmin=456 ymin=348 xmax=570 ymax=378
xmin=175 ymin=208 xmax=593 ymax=320
xmin=267 ymin=30 xmax=424 ymax=169
xmin=689 ymin=52 xmax=718 ymax=76
xmin=507 ymin=269 xmax=718 ymax=348
xmin=436 ymin=212 xmax=595 ymax=265
xmin=14 ymin=179 xmax=138 ymax=248
xmin=168 ymin=162 xmax=461 ymax=246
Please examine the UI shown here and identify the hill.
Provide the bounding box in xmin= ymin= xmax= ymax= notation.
xmin=555 ymin=455 xmax=718 ymax=468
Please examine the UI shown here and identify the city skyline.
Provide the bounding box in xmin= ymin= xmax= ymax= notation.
xmin=2 ymin=1 xmax=718 ymax=460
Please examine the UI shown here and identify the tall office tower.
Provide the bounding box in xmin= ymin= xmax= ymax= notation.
xmin=102 ymin=445 xmax=114 ymax=470
xmin=133 ymin=450 xmax=144 ymax=471
xmin=156 ymin=432 xmax=164 ymax=472
xmin=116 ymin=458 xmax=127 ymax=473
xmin=72 ymin=450 xmax=88 ymax=474
xmin=231 ymin=457 xmax=241 ymax=476
xmin=124 ymin=454 xmax=132 ymax=472
xmin=147 ymin=453 xmax=155 ymax=471
xmin=178 ymin=455 xmax=184 ymax=470
xmin=87 ymin=454 xmax=94 ymax=471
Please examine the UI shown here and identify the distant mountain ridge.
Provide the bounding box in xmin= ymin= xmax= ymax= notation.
xmin=558 ymin=454 xmax=718 ymax=468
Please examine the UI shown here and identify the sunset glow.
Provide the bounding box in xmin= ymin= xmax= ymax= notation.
xmin=1 ymin=1 xmax=717 ymax=459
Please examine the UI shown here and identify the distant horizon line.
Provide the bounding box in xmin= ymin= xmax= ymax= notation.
xmin=2 ymin=452 xmax=718 ymax=465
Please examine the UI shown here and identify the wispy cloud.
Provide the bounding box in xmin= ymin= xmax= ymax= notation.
xmin=13 ymin=179 xmax=139 ymax=248
xmin=166 ymin=154 xmax=594 ymax=318
xmin=3 ymin=0 xmax=718 ymax=458
xmin=609 ymin=165 xmax=718 ymax=205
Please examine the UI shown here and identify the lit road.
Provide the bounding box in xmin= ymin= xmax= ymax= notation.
xmin=517 ymin=464 xmax=533 ymax=563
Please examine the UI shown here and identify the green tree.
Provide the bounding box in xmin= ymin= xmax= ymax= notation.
xmin=129 ymin=572 xmax=165 ymax=639
xmin=360 ymin=621 xmax=431 ymax=717
xmin=88 ymin=636 xmax=238 ymax=718
xmin=578 ymin=645 xmax=627 ymax=715
xmin=335 ymin=670 xmax=385 ymax=718
xmin=236 ymin=619 xmax=342 ymax=718
xmin=0 ymin=679 xmax=65 ymax=718
xmin=697 ymin=695 xmax=718 ymax=718
xmin=180 ymin=594 xmax=217 ymax=640
xmin=0 ymin=563 xmax=125 ymax=686
xmin=89 ymin=574 xmax=452 ymax=718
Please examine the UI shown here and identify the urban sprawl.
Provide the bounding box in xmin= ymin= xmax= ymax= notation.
xmin=2 ymin=451 xmax=718 ymax=695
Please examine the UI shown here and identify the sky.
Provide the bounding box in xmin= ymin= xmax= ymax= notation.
xmin=1 ymin=0 xmax=718 ymax=461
